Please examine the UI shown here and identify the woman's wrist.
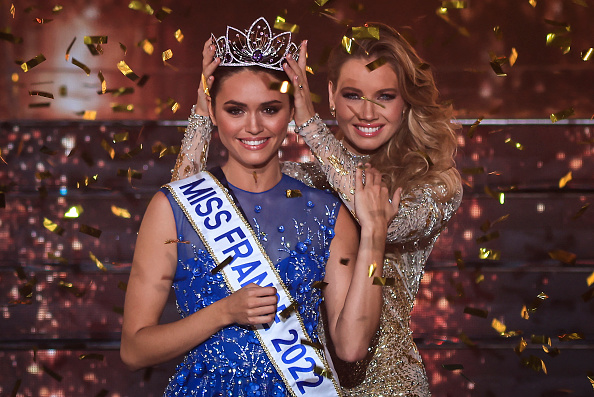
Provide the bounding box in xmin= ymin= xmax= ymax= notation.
xmin=293 ymin=113 xmax=320 ymax=135
xmin=189 ymin=104 xmax=212 ymax=122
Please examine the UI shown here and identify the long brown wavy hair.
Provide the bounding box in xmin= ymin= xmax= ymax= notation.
xmin=327 ymin=23 xmax=461 ymax=202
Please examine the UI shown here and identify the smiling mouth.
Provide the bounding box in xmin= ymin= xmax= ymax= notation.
xmin=354 ymin=125 xmax=383 ymax=136
xmin=239 ymin=138 xmax=269 ymax=147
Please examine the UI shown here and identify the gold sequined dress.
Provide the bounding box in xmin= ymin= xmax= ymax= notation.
xmin=172 ymin=110 xmax=462 ymax=397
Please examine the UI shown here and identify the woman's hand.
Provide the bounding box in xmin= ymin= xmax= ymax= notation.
xmin=283 ymin=40 xmax=316 ymax=126
xmin=195 ymin=38 xmax=221 ymax=116
xmin=221 ymin=284 xmax=278 ymax=326
xmin=355 ymin=164 xmax=401 ymax=231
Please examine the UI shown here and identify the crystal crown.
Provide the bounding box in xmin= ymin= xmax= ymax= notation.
xmin=212 ymin=17 xmax=300 ymax=71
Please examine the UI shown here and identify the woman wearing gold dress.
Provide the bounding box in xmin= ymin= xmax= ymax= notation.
xmin=172 ymin=22 xmax=462 ymax=397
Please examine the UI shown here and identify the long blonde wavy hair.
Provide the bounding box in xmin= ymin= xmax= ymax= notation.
xmin=327 ymin=23 xmax=461 ymax=202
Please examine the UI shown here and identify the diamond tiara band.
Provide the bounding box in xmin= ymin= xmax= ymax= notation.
xmin=211 ymin=17 xmax=300 ymax=71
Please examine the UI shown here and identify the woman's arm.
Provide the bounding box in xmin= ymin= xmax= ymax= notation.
xmin=120 ymin=192 xmax=278 ymax=371
xmin=322 ymin=167 xmax=393 ymax=362
xmin=171 ymin=40 xmax=220 ymax=182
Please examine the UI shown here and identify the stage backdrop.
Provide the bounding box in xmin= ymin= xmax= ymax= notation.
xmin=1 ymin=1 xmax=593 ymax=396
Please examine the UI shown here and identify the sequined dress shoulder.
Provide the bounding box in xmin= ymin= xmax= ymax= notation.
xmin=161 ymin=174 xmax=341 ymax=396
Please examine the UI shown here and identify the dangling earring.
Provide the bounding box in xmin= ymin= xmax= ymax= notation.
xmin=330 ymin=106 xmax=336 ymax=118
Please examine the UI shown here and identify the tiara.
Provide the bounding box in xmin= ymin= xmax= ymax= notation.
xmin=211 ymin=17 xmax=300 ymax=71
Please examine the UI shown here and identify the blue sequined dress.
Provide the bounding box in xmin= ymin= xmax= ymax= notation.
xmin=161 ymin=171 xmax=341 ymax=397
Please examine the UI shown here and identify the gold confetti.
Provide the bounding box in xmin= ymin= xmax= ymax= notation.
xmin=52 ymin=5 xmax=63 ymax=13
xmin=514 ymin=337 xmax=527 ymax=354
xmin=101 ymin=139 xmax=115 ymax=159
xmin=484 ymin=186 xmax=505 ymax=204
xmin=10 ymin=3 xmax=15 ymax=17
xmin=528 ymin=292 xmax=549 ymax=312
xmin=252 ymin=171 xmax=258 ymax=183
xmin=158 ymin=146 xmax=179 ymax=158
xmin=113 ymin=132 xmax=129 ymax=143
xmin=117 ymin=60 xmax=139 ymax=81
xmin=476 ymin=230 xmax=500 ymax=243
xmin=0 ymin=31 xmax=23 ymax=43
xmin=442 ymin=363 xmax=464 ymax=371
xmin=493 ymin=25 xmax=503 ymax=40
xmin=65 ymin=37 xmax=76 ymax=61
xmin=84 ymin=36 xmax=107 ymax=45
xmin=509 ymin=48 xmax=518 ymax=66
xmin=72 ymin=58 xmax=91 ymax=75
xmin=128 ymin=1 xmax=154 ymax=14
xmin=587 ymin=271 xmax=594 ymax=287
xmin=341 ymin=35 xmax=354 ymax=54
xmin=373 ymin=277 xmax=395 ymax=286
xmin=89 ymin=251 xmax=106 ymax=271
xmin=315 ymin=0 xmax=330 ymax=5
xmin=98 ymin=71 xmax=106 ymax=94
xmin=572 ymin=203 xmax=590 ymax=220
xmin=352 ymin=26 xmax=380 ymax=40
xmin=361 ymin=96 xmax=386 ymax=109
xmin=531 ymin=334 xmax=551 ymax=345
xmin=459 ymin=332 xmax=476 ymax=347
xmin=64 ymin=205 xmax=83 ymax=219
xmin=286 ymin=189 xmax=302 ymax=198
xmin=21 ymin=54 xmax=46 ymax=72
xmin=300 ymin=339 xmax=323 ymax=350
xmin=280 ymin=302 xmax=298 ymax=319
xmin=550 ymin=107 xmax=574 ymax=122
xmin=162 ymin=49 xmax=173 ymax=62
xmin=454 ymin=250 xmax=465 ymax=270
xmin=164 ymin=238 xmax=190 ymax=244
xmin=542 ymin=346 xmax=560 ymax=357
xmin=44 ymin=217 xmax=64 ymax=235
xmin=365 ymin=57 xmax=387 ymax=71
xmin=138 ymin=38 xmax=154 ymax=55
xmin=274 ymin=16 xmax=299 ymax=33
xmin=28 ymin=102 xmax=51 ymax=108
xmin=436 ymin=8 xmax=470 ymax=37
xmin=29 ymin=90 xmax=54 ymax=99
xmin=313 ymin=366 xmax=333 ymax=379
xmin=368 ymin=262 xmax=377 ymax=278
xmin=479 ymin=247 xmax=501 ymax=260
xmin=81 ymin=110 xmax=97 ymax=120
xmin=174 ymin=29 xmax=184 ymax=42
xmin=311 ymin=280 xmax=328 ymax=290
xmin=137 ymin=75 xmax=149 ymax=86
xmin=504 ymin=137 xmax=523 ymax=150
xmin=79 ymin=353 xmax=104 ymax=361
xmin=120 ymin=144 xmax=142 ymax=159
xmin=480 ymin=214 xmax=510 ymax=232
xmin=155 ymin=6 xmax=172 ymax=22
xmin=491 ymin=318 xmax=506 ymax=334
xmin=581 ymin=48 xmax=593 ymax=61
xmin=464 ymin=306 xmax=488 ymax=318
xmin=522 ymin=355 xmax=547 ymax=374
xmin=467 ymin=118 xmax=483 ymax=138
xmin=35 ymin=18 xmax=53 ymax=24
xmin=441 ymin=0 xmax=467 ymax=8
xmin=211 ymin=256 xmax=233 ymax=274
xmin=548 ymin=249 xmax=576 ymax=265
xmin=546 ymin=32 xmax=571 ymax=53
xmin=42 ymin=364 xmax=63 ymax=381
xmin=111 ymin=205 xmax=131 ymax=218
xmin=588 ymin=372 xmax=594 ymax=390
xmin=489 ymin=58 xmax=507 ymax=77
xmin=119 ymin=42 xmax=127 ymax=55
xmin=117 ymin=168 xmax=142 ymax=184
xmin=558 ymin=332 xmax=584 ymax=341
xmin=529 ymin=0 xmax=537 ymax=6
xmin=48 ymin=252 xmax=67 ymax=264
xmin=111 ymin=103 xmax=134 ymax=112
xmin=80 ymin=224 xmax=102 ymax=238
xmin=339 ymin=258 xmax=350 ymax=266
xmin=35 ymin=171 xmax=53 ymax=180
xmin=558 ymin=171 xmax=572 ymax=188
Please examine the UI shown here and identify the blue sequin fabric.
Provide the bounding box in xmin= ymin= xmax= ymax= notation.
xmin=162 ymin=174 xmax=341 ymax=396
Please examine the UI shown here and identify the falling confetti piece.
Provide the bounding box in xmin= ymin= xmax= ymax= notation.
xmin=117 ymin=60 xmax=139 ymax=81
xmin=274 ymin=16 xmax=299 ymax=33
xmin=128 ymin=1 xmax=154 ymax=14
xmin=211 ymin=256 xmax=233 ymax=274
xmin=588 ymin=372 xmax=594 ymax=389
xmin=111 ymin=205 xmax=131 ymax=218
xmin=581 ymin=48 xmax=593 ymax=61
xmin=514 ymin=338 xmax=527 ymax=355
xmin=300 ymin=339 xmax=323 ymax=350
xmin=352 ymin=26 xmax=380 ymax=40
xmin=138 ymin=38 xmax=154 ymax=55
xmin=464 ymin=306 xmax=488 ymax=318
xmin=467 ymin=118 xmax=483 ymax=138
xmin=587 ymin=271 xmax=594 ymax=287
xmin=550 ymin=107 xmax=574 ymax=122
xmin=48 ymin=252 xmax=68 ymax=264
xmin=35 ymin=18 xmax=53 ymax=24
xmin=491 ymin=318 xmax=506 ymax=334
xmin=315 ymin=0 xmax=330 ymax=5
xmin=10 ymin=3 xmax=16 ymax=17
xmin=368 ymin=262 xmax=377 ymax=278
xmin=542 ymin=346 xmax=560 ymax=357
xmin=280 ymin=302 xmax=298 ymax=319
xmin=164 ymin=239 xmax=190 ymax=244
xmin=84 ymin=36 xmax=107 ymax=45
xmin=340 ymin=258 xmax=350 ymax=266
xmin=174 ymin=29 xmax=184 ymax=42
xmin=0 ymin=31 xmax=23 ymax=43
xmin=522 ymin=355 xmax=547 ymax=374
xmin=98 ymin=71 xmax=106 ymax=93
xmin=21 ymin=54 xmax=46 ymax=72
xmin=111 ymin=103 xmax=134 ymax=112
xmin=548 ymin=249 xmax=576 ymax=265
xmin=72 ymin=58 xmax=91 ymax=75
xmin=361 ymin=96 xmax=386 ymax=109
xmin=313 ymin=366 xmax=333 ymax=379
xmin=365 ymin=57 xmax=387 ymax=71
xmin=558 ymin=332 xmax=584 ymax=341
xmin=43 ymin=217 xmax=65 ymax=235
xmin=64 ymin=205 xmax=83 ymax=218
xmin=454 ymin=250 xmax=465 ymax=270
xmin=80 ymin=224 xmax=102 ymax=238
xmin=558 ymin=171 xmax=572 ymax=188
xmin=479 ymin=247 xmax=501 ymax=260
xmin=459 ymin=332 xmax=476 ymax=347
xmin=29 ymin=90 xmax=54 ymax=99
xmin=89 ymin=251 xmax=106 ymax=271
xmin=571 ymin=203 xmax=590 ymax=220
xmin=42 ymin=364 xmax=63 ymax=382
xmin=101 ymin=139 xmax=115 ymax=159
xmin=531 ymin=334 xmax=551 ymax=345
xmin=28 ymin=102 xmax=51 ymax=108
xmin=373 ymin=277 xmax=396 ymax=286
xmin=509 ymin=48 xmax=518 ymax=66
xmin=441 ymin=0 xmax=467 ymax=8
xmin=162 ymin=49 xmax=173 ymax=62
xmin=119 ymin=42 xmax=127 ymax=54
xmin=286 ymin=189 xmax=302 ymax=198
xmin=155 ymin=6 xmax=172 ymax=21
xmin=504 ymin=137 xmax=524 ymax=150
xmin=79 ymin=353 xmax=104 ymax=361
xmin=476 ymin=230 xmax=500 ymax=243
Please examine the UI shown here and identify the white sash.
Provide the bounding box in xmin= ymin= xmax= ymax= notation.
xmin=165 ymin=172 xmax=342 ymax=397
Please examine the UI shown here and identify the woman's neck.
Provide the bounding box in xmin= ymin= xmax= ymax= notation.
xmin=221 ymin=159 xmax=283 ymax=192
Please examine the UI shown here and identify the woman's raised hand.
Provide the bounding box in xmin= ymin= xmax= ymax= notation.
xmin=283 ymin=40 xmax=316 ymax=126
xmin=355 ymin=164 xmax=402 ymax=231
xmin=221 ymin=284 xmax=278 ymax=326
xmin=195 ymin=38 xmax=221 ymax=116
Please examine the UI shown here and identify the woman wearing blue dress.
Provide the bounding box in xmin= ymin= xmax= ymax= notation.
xmin=120 ymin=18 xmax=391 ymax=397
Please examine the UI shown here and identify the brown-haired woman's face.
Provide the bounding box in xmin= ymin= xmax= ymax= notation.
xmin=329 ymin=57 xmax=406 ymax=155
xmin=208 ymin=70 xmax=292 ymax=170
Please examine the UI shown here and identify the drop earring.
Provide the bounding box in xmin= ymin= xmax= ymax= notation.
xmin=330 ymin=106 xmax=336 ymax=118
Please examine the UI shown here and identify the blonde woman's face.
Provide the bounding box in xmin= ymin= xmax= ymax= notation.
xmin=329 ymin=57 xmax=406 ymax=155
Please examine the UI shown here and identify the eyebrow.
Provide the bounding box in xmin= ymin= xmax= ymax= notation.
xmin=222 ymin=100 xmax=284 ymax=106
